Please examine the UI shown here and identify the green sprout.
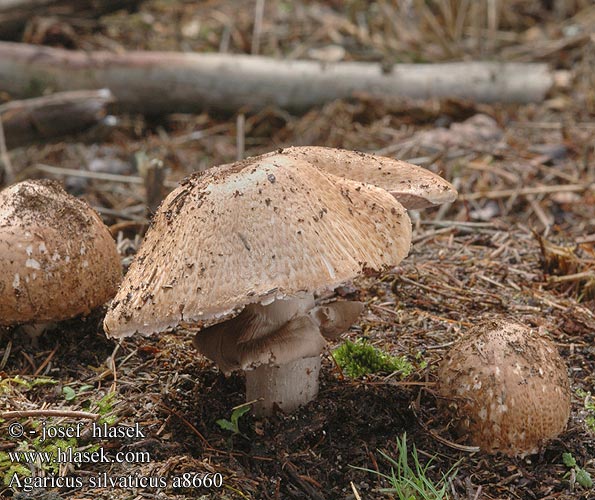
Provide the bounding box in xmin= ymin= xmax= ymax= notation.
xmin=216 ymin=405 xmax=251 ymax=438
xmin=576 ymin=388 xmax=595 ymax=433
xmin=62 ymin=383 xmax=94 ymax=402
xmin=0 ymin=376 xmax=57 ymax=394
xmin=563 ymin=452 xmax=593 ymax=489
xmin=82 ymin=391 xmax=119 ymax=425
xmin=332 ymin=339 xmax=416 ymax=378
xmin=355 ymin=433 xmax=457 ymax=499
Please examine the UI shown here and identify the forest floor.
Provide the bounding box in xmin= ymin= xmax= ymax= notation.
xmin=1 ymin=1 xmax=595 ymax=499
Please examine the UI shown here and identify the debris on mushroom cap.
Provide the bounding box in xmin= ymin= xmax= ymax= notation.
xmin=277 ymin=146 xmax=458 ymax=209
xmin=437 ymin=320 xmax=571 ymax=457
xmin=104 ymin=154 xmax=412 ymax=338
xmin=0 ymin=179 xmax=122 ymax=325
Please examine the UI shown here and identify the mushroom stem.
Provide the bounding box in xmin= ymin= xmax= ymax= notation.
xmin=194 ymin=295 xmax=320 ymax=368
xmin=18 ymin=322 xmax=56 ymax=345
xmin=245 ymin=355 xmax=321 ymax=416
xmin=194 ymin=295 xmax=365 ymax=416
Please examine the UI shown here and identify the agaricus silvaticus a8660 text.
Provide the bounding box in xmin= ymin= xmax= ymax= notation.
xmin=104 ymin=148 xmax=456 ymax=416
xmin=0 ymin=179 xmax=121 ymax=335
xmin=437 ymin=320 xmax=571 ymax=457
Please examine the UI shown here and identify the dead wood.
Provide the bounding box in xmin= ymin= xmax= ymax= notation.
xmin=0 ymin=42 xmax=557 ymax=115
xmin=0 ymin=88 xmax=114 ymax=149
xmin=0 ymin=0 xmax=142 ymax=39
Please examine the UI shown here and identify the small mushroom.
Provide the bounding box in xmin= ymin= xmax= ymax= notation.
xmin=0 ymin=179 xmax=121 ymax=333
xmin=104 ymin=152 xmax=416 ymax=415
xmin=276 ymin=146 xmax=457 ymax=209
xmin=437 ymin=320 xmax=571 ymax=456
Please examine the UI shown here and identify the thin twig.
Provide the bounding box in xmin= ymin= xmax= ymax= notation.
xmin=419 ymin=220 xmax=497 ymax=228
xmin=350 ymin=481 xmax=362 ymax=500
xmin=159 ymin=403 xmax=212 ymax=449
xmin=33 ymin=344 xmax=60 ymax=377
xmin=171 ymin=123 xmax=231 ymax=145
xmin=108 ymin=343 xmax=120 ymax=393
xmin=236 ymin=113 xmax=245 ymax=161
xmin=0 ymin=114 xmax=15 ymax=184
xmin=93 ymin=206 xmax=148 ymax=222
xmin=2 ymin=409 xmax=99 ymax=420
xmin=0 ymin=340 xmax=12 ymax=370
xmin=549 ymin=271 xmax=595 ymax=283
xmin=576 ymin=234 xmax=595 ymax=244
xmin=413 ymin=226 xmax=455 ymax=244
xmin=251 ymin=0 xmax=265 ymax=55
xmin=526 ymin=195 xmax=553 ymax=228
xmin=21 ymin=351 xmax=36 ymax=372
xmin=35 ymin=163 xmax=178 ymax=188
xmin=459 ymin=182 xmax=595 ymax=201
xmin=410 ymin=400 xmax=480 ymax=453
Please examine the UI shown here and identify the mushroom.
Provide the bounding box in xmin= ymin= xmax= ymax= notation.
xmin=437 ymin=320 xmax=571 ymax=456
xmin=209 ymin=147 xmax=456 ymax=210
xmin=104 ymin=152 xmax=416 ymax=415
xmin=0 ymin=179 xmax=121 ymax=334
xmin=271 ymin=146 xmax=457 ymax=209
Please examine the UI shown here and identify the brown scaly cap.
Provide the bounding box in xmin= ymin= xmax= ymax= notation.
xmin=0 ymin=179 xmax=122 ymax=325
xmin=278 ymin=146 xmax=457 ymax=209
xmin=437 ymin=320 xmax=571 ymax=457
xmin=104 ymin=153 xmax=412 ymax=338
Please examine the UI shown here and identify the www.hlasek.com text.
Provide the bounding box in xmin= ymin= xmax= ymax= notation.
xmin=8 ymin=445 xmax=151 ymax=464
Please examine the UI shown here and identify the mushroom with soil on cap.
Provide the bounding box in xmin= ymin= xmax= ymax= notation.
xmin=0 ymin=179 xmax=122 ymax=337
xmin=277 ymin=146 xmax=457 ymax=209
xmin=436 ymin=320 xmax=571 ymax=457
xmin=103 ymin=149 xmax=454 ymax=416
xmin=213 ymin=146 xmax=457 ymax=210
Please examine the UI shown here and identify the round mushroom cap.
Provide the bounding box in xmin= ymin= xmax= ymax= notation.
xmin=278 ymin=146 xmax=457 ymax=209
xmin=437 ymin=320 xmax=571 ymax=456
xmin=104 ymin=153 xmax=412 ymax=338
xmin=0 ymin=179 xmax=122 ymax=325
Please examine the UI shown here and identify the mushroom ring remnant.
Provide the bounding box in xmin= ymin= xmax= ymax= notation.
xmin=437 ymin=320 xmax=571 ymax=456
xmin=104 ymin=151 xmax=419 ymax=415
xmin=0 ymin=179 xmax=121 ymax=329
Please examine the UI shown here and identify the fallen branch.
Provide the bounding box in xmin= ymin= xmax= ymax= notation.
xmin=0 ymin=0 xmax=142 ymax=39
xmin=0 ymin=89 xmax=114 ymax=149
xmin=0 ymin=42 xmax=558 ymax=115
xmin=459 ymin=183 xmax=595 ymax=201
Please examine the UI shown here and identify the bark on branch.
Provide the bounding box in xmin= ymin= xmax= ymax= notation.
xmin=0 ymin=42 xmax=557 ymax=115
xmin=0 ymin=89 xmax=114 ymax=149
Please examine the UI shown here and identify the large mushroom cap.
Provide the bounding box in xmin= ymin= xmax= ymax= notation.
xmin=0 ymin=179 xmax=121 ymax=325
xmin=278 ymin=146 xmax=457 ymax=209
xmin=104 ymin=153 xmax=412 ymax=338
xmin=437 ymin=320 xmax=571 ymax=456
